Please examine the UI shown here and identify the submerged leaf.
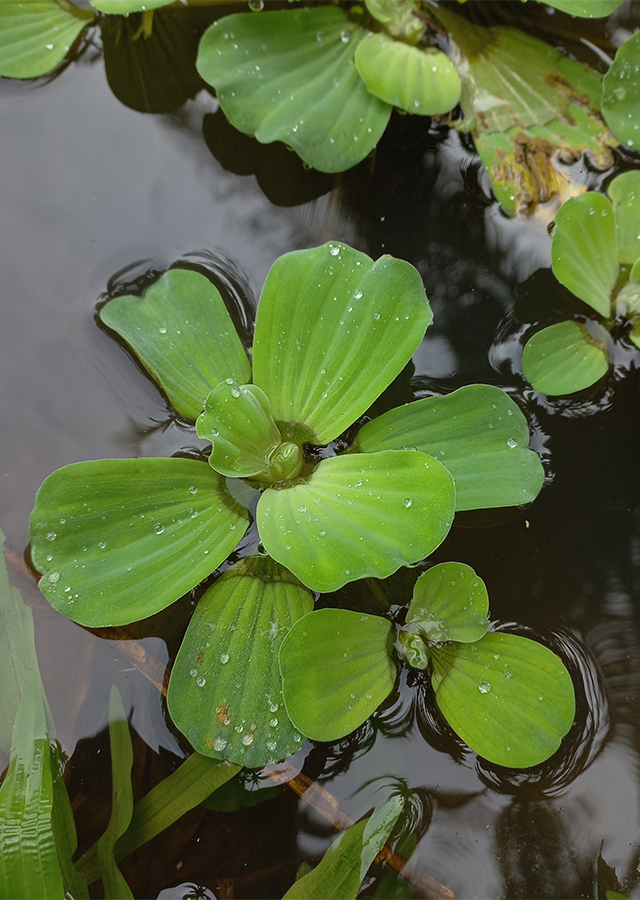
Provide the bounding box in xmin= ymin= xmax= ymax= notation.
xmin=30 ymin=458 xmax=249 ymax=626
xmin=355 ymin=34 xmax=460 ymax=116
xmin=405 ymin=563 xmax=489 ymax=645
xmin=522 ymin=320 xmax=609 ymax=395
xmin=100 ymin=268 xmax=250 ymax=420
xmin=354 ymin=384 xmax=543 ymax=511
xmin=167 ymin=557 xmax=313 ymax=767
xmin=280 ymin=608 xmax=396 ymax=742
xmin=196 ymin=7 xmax=392 ymax=173
xmin=257 ymin=451 xmax=454 ymax=593
xmin=431 ymin=632 xmax=575 ymax=767
xmin=602 ymin=30 xmax=640 ymax=152
xmin=0 ymin=0 xmax=91 ymax=79
xmin=252 ymin=242 xmax=432 ymax=444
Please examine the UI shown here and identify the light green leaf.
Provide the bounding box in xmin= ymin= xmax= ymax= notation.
xmin=77 ymin=754 xmax=240 ymax=885
xmin=405 ymin=563 xmax=489 ymax=644
xmin=538 ymin=0 xmax=625 ymax=15
xmin=354 ymin=384 xmax=544 ymax=511
xmin=431 ymin=632 xmax=575 ymax=767
xmin=196 ymin=7 xmax=392 ymax=173
xmin=551 ymin=192 xmax=619 ymax=316
xmin=258 ymin=451 xmax=454 ymax=593
xmin=91 ymin=0 xmax=174 ymax=11
xmin=0 ymin=681 xmax=64 ymax=900
xmin=280 ymin=609 xmax=396 ymax=742
xmin=522 ymin=321 xmax=609 ymax=395
xmin=252 ymin=242 xmax=432 ymax=444
xmin=167 ymin=557 xmax=313 ymax=767
xmin=355 ymin=34 xmax=460 ymax=116
xmin=97 ymin=687 xmax=133 ymax=900
xmin=602 ymin=30 xmax=640 ymax=151
xmin=100 ymin=269 xmax=251 ymax=420
xmin=30 ymin=458 xmax=249 ymax=627
xmin=607 ymin=171 xmax=640 ymax=267
xmin=0 ymin=0 xmax=92 ymax=79
xmin=284 ymin=795 xmax=404 ymax=900
xmin=197 ymin=383 xmax=283 ymax=479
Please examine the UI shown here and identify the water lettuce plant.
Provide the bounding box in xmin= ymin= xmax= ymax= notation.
xmin=522 ymin=170 xmax=640 ymax=395
xmin=29 ymin=240 xmax=544 ymax=765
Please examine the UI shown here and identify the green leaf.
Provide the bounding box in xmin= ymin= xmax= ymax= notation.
xmin=0 ymin=0 xmax=91 ymax=79
xmin=284 ymin=795 xmax=404 ymax=900
xmin=197 ymin=382 xmax=283 ymax=479
xmin=77 ymin=754 xmax=241 ymax=885
xmin=100 ymin=269 xmax=251 ymax=420
xmin=258 ymin=451 xmax=454 ymax=593
xmin=354 ymin=384 xmax=544 ymax=512
xmin=50 ymin=745 xmax=88 ymax=900
xmin=167 ymin=557 xmax=313 ymax=767
xmin=91 ymin=0 xmax=174 ymax=12
xmin=252 ymin=242 xmax=432 ymax=444
xmin=551 ymin=192 xmax=619 ymax=316
xmin=279 ymin=608 xmax=396 ymax=742
xmin=30 ymin=458 xmax=249 ymax=627
xmin=607 ymin=171 xmax=640 ymax=267
xmin=97 ymin=687 xmax=134 ymax=900
xmin=405 ymin=563 xmax=489 ymax=644
xmin=430 ymin=631 xmax=575 ymax=768
xmin=538 ymin=0 xmax=625 ymax=15
xmin=602 ymin=30 xmax=640 ymax=151
xmin=354 ymin=34 xmax=460 ymax=116
xmin=522 ymin=321 xmax=609 ymax=395
xmin=196 ymin=7 xmax=392 ymax=173
xmin=0 ymin=682 xmax=64 ymax=900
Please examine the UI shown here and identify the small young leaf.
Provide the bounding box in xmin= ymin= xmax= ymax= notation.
xmin=284 ymin=795 xmax=404 ymax=900
xmin=100 ymin=269 xmax=251 ymax=420
xmin=197 ymin=383 xmax=283 ymax=479
xmin=522 ymin=321 xmax=609 ymax=396
xmin=355 ymin=34 xmax=460 ymax=116
xmin=252 ymin=242 xmax=432 ymax=444
xmin=30 ymin=458 xmax=249 ymax=626
xmin=430 ymin=632 xmax=575 ymax=767
xmin=0 ymin=0 xmax=92 ymax=79
xmin=405 ymin=563 xmax=489 ymax=644
xmin=257 ymin=451 xmax=454 ymax=593
xmin=167 ymin=557 xmax=313 ymax=767
xmin=279 ymin=608 xmax=396 ymax=742
xmin=551 ymin=193 xmax=618 ymax=316
xmin=354 ymin=384 xmax=543 ymax=511
xmin=602 ymin=30 xmax=640 ymax=152
xmin=607 ymin=171 xmax=640 ymax=267
xmin=196 ymin=7 xmax=392 ymax=173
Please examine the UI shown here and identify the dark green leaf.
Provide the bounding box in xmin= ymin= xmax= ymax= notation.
xmin=258 ymin=451 xmax=454 ymax=593
xmin=196 ymin=7 xmax=392 ymax=173
xmin=607 ymin=171 xmax=640 ymax=266
xmin=405 ymin=563 xmax=489 ymax=644
xmin=431 ymin=632 xmax=575 ymax=767
xmin=602 ymin=30 xmax=640 ymax=151
xmin=280 ymin=608 xmax=396 ymax=742
xmin=167 ymin=557 xmax=313 ymax=767
xmin=30 ymin=458 xmax=249 ymax=626
xmin=0 ymin=0 xmax=91 ymax=79
xmin=354 ymin=384 xmax=543 ymax=511
xmin=100 ymin=269 xmax=251 ymax=420
xmin=252 ymin=242 xmax=432 ymax=444
xmin=522 ymin=321 xmax=609 ymax=395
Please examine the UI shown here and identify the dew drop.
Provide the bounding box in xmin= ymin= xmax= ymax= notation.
xmin=507 ymin=438 xmax=517 ymax=448
xmin=190 ymin=668 xmax=198 ymax=677
xmin=403 ymin=498 xmax=413 ymax=508
xmin=98 ymin=540 xmax=106 ymax=549
xmin=266 ymin=740 xmax=277 ymax=752
xmin=329 ymin=245 xmax=340 ymax=256
xmin=188 ymin=508 xmax=198 ymax=518
xmin=269 ymin=717 xmax=278 ymax=727
xmin=478 ymin=681 xmax=491 ymax=694
xmin=46 ymin=531 xmax=57 ymax=541
xmin=220 ymin=653 xmax=230 ymax=664
xmin=48 ymin=571 xmax=61 ymax=584
xmin=196 ymin=676 xmax=206 ymax=687
xmin=154 ymin=523 xmax=164 ymax=534
xmin=213 ymin=737 xmax=227 ymax=751
xmin=188 ymin=485 xmax=198 ymax=494
xmin=159 ymin=326 xmax=167 ymax=334
xmin=242 ymin=731 xmax=255 ymax=745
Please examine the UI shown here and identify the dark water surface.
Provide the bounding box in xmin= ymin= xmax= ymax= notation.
xmin=2 ymin=3 xmax=640 ymax=898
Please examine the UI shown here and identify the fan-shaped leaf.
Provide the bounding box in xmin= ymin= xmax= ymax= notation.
xmin=607 ymin=171 xmax=640 ymax=267
xmin=0 ymin=0 xmax=91 ymax=79
xmin=252 ymin=242 xmax=431 ymax=444
xmin=196 ymin=7 xmax=392 ymax=173
xmin=522 ymin=321 xmax=609 ymax=395
xmin=167 ymin=557 xmax=313 ymax=767
xmin=603 ymin=30 xmax=640 ymax=151
xmin=551 ymin=193 xmax=618 ymax=316
xmin=354 ymin=384 xmax=543 ymax=511
xmin=279 ymin=609 xmax=396 ymax=742
xmin=405 ymin=563 xmax=489 ymax=644
xmin=29 ymin=458 xmax=249 ymax=627
xmin=257 ymin=451 xmax=454 ymax=593
xmin=355 ymin=33 xmax=460 ymax=116
xmin=100 ymin=269 xmax=250 ymax=420
xmin=430 ymin=632 xmax=575 ymax=767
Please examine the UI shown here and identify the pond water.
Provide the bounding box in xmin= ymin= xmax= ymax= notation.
xmin=2 ymin=2 xmax=640 ymax=898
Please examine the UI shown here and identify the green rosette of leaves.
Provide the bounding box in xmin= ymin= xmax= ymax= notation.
xmin=279 ymin=563 xmax=576 ymax=768
xmin=522 ymin=171 xmax=640 ymax=396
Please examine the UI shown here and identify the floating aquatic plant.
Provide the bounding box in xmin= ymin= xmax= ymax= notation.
xmin=602 ymin=29 xmax=640 ymax=153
